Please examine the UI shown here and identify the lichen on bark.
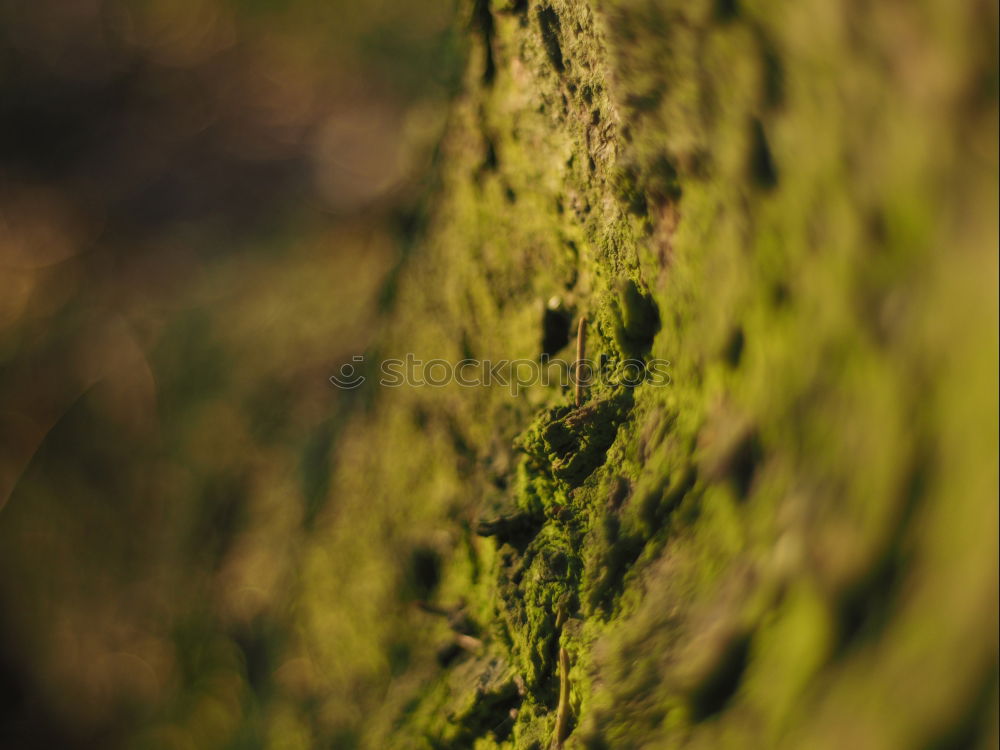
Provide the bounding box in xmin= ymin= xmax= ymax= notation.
xmin=300 ymin=0 xmax=999 ymax=747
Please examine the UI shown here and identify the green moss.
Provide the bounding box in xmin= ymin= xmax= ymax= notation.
xmin=295 ymin=0 xmax=999 ymax=747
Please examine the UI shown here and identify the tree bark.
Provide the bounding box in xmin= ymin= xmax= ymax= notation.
xmin=311 ymin=0 xmax=999 ymax=747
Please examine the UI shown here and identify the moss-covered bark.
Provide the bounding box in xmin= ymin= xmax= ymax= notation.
xmin=293 ymin=1 xmax=998 ymax=747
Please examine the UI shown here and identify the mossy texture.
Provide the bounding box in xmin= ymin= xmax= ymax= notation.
xmin=286 ymin=0 xmax=998 ymax=747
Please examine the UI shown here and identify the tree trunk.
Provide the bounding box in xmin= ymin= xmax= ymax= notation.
xmin=313 ymin=0 xmax=999 ymax=747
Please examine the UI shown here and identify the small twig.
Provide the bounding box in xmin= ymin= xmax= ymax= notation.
xmin=415 ymin=600 xmax=449 ymax=617
xmin=574 ymin=316 xmax=587 ymax=407
xmin=455 ymin=633 xmax=483 ymax=652
xmin=491 ymin=708 xmax=519 ymax=735
xmin=553 ymin=646 xmax=571 ymax=748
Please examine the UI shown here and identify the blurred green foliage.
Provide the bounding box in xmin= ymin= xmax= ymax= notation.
xmin=0 ymin=0 xmax=458 ymax=747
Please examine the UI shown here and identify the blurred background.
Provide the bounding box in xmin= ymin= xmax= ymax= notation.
xmin=0 ymin=0 xmax=458 ymax=747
